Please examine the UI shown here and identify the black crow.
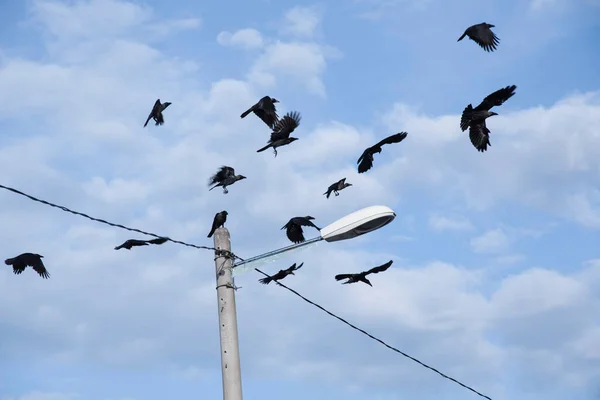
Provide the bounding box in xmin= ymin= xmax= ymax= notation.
xmin=457 ymin=23 xmax=500 ymax=52
xmin=357 ymin=132 xmax=408 ymax=173
xmin=143 ymin=99 xmax=172 ymax=127
xmin=208 ymin=166 xmax=247 ymax=194
xmin=281 ymin=216 xmax=320 ymax=244
xmin=334 ymin=260 xmax=393 ymax=287
xmin=240 ymin=96 xmax=280 ymax=129
xmin=5 ymin=253 xmax=50 ymax=279
xmin=258 ymin=262 xmax=304 ymax=284
xmin=256 ymin=111 xmax=301 ymax=157
xmin=208 ymin=211 xmax=228 ymax=238
xmin=460 ymin=85 xmax=517 ymax=152
xmin=115 ymin=239 xmax=149 ymax=250
xmin=324 ymin=178 xmax=352 ymax=198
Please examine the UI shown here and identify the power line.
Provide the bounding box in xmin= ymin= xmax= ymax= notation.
xmin=254 ymin=268 xmax=493 ymax=400
xmin=0 ymin=183 xmax=242 ymax=260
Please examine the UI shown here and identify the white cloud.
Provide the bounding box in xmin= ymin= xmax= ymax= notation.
xmin=217 ymin=28 xmax=264 ymax=49
xmin=1 ymin=0 xmax=600 ymax=399
xmin=280 ymin=6 xmax=322 ymax=38
xmin=428 ymin=214 xmax=473 ymax=232
xmin=470 ymin=229 xmax=510 ymax=254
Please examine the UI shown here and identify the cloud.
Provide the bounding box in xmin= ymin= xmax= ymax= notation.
xmin=428 ymin=214 xmax=473 ymax=232
xmin=280 ymin=6 xmax=322 ymax=38
xmin=470 ymin=229 xmax=510 ymax=254
xmin=1 ymin=0 xmax=600 ymax=399
xmin=217 ymin=29 xmax=264 ymax=49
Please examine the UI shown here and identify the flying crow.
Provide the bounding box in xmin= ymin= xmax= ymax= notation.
xmin=357 ymin=132 xmax=408 ymax=173
xmin=258 ymin=262 xmax=304 ymax=285
xmin=5 ymin=253 xmax=50 ymax=279
xmin=240 ymin=96 xmax=280 ymax=129
xmin=143 ymin=99 xmax=172 ymax=127
xmin=457 ymin=23 xmax=500 ymax=52
xmin=282 ymin=216 xmax=320 ymax=244
xmin=208 ymin=211 xmax=228 ymax=238
xmin=460 ymin=85 xmax=517 ymax=152
xmin=324 ymin=178 xmax=352 ymax=198
xmin=115 ymin=239 xmax=150 ymax=250
xmin=334 ymin=260 xmax=393 ymax=287
xmin=256 ymin=111 xmax=301 ymax=157
xmin=208 ymin=166 xmax=247 ymax=194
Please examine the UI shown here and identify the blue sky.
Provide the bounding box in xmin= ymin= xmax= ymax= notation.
xmin=1 ymin=0 xmax=600 ymax=399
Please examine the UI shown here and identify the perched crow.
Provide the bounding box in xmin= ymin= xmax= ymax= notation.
xmin=256 ymin=111 xmax=301 ymax=157
xmin=115 ymin=239 xmax=149 ymax=250
xmin=460 ymin=85 xmax=517 ymax=152
xmin=324 ymin=178 xmax=352 ymax=198
xmin=457 ymin=23 xmax=500 ymax=52
xmin=282 ymin=216 xmax=320 ymax=244
xmin=146 ymin=237 xmax=169 ymax=245
xmin=208 ymin=211 xmax=228 ymax=238
xmin=5 ymin=253 xmax=50 ymax=279
xmin=240 ymin=96 xmax=280 ymax=129
xmin=357 ymin=132 xmax=408 ymax=173
xmin=334 ymin=260 xmax=393 ymax=287
xmin=208 ymin=166 xmax=247 ymax=194
xmin=258 ymin=262 xmax=304 ymax=285
xmin=143 ymin=99 xmax=172 ymax=127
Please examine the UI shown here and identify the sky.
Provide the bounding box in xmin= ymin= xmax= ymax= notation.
xmin=1 ymin=0 xmax=600 ymax=399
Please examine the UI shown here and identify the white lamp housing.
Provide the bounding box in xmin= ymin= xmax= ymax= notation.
xmin=319 ymin=205 xmax=396 ymax=242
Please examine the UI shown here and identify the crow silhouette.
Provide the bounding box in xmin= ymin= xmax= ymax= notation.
xmin=282 ymin=216 xmax=320 ymax=244
xmin=208 ymin=211 xmax=228 ymax=238
xmin=324 ymin=178 xmax=352 ymax=198
xmin=457 ymin=23 xmax=500 ymax=52
xmin=357 ymin=132 xmax=408 ymax=173
xmin=257 ymin=111 xmax=301 ymax=157
xmin=143 ymin=99 xmax=171 ymax=127
xmin=258 ymin=262 xmax=304 ymax=284
xmin=240 ymin=96 xmax=279 ymax=129
xmin=5 ymin=253 xmax=50 ymax=279
xmin=335 ymin=260 xmax=393 ymax=287
xmin=208 ymin=166 xmax=246 ymax=194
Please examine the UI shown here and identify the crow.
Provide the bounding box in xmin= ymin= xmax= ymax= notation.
xmin=457 ymin=23 xmax=500 ymax=52
xmin=5 ymin=253 xmax=50 ymax=279
xmin=208 ymin=211 xmax=228 ymax=238
xmin=240 ymin=96 xmax=280 ymax=129
xmin=143 ymin=99 xmax=172 ymax=127
xmin=208 ymin=166 xmax=247 ymax=194
xmin=334 ymin=260 xmax=393 ymax=287
xmin=258 ymin=262 xmax=304 ymax=285
xmin=357 ymin=132 xmax=408 ymax=173
xmin=282 ymin=216 xmax=320 ymax=244
xmin=256 ymin=111 xmax=301 ymax=157
xmin=324 ymin=178 xmax=352 ymax=198
xmin=460 ymin=85 xmax=517 ymax=152
xmin=115 ymin=239 xmax=150 ymax=250
xmin=146 ymin=237 xmax=169 ymax=245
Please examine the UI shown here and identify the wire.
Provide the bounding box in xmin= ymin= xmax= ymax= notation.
xmin=0 ymin=183 xmax=244 ymax=260
xmin=254 ymin=268 xmax=493 ymax=400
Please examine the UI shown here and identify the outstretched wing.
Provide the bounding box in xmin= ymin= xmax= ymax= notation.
xmin=469 ymin=121 xmax=491 ymax=152
xmin=470 ymin=24 xmax=500 ymax=52
xmin=271 ymin=111 xmax=301 ymax=141
xmin=147 ymin=237 xmax=169 ymax=245
xmin=460 ymin=104 xmax=474 ymax=131
xmin=374 ymin=132 xmax=408 ymax=148
xmin=294 ymin=217 xmax=319 ymax=230
xmin=334 ymin=274 xmax=353 ymax=281
xmin=30 ymin=257 xmax=50 ymax=279
xmin=357 ymin=149 xmax=374 ymax=173
xmin=365 ymin=260 xmax=393 ymax=275
xmin=475 ymin=85 xmax=517 ymax=111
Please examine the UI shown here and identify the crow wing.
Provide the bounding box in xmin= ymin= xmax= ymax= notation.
xmin=270 ymin=111 xmax=301 ymax=142
xmin=285 ymin=224 xmax=305 ymax=244
xmin=209 ymin=166 xmax=235 ymax=185
xmin=357 ymin=149 xmax=374 ymax=173
xmin=475 ymin=85 xmax=517 ymax=112
xmin=334 ymin=274 xmax=354 ymax=281
xmin=365 ymin=260 xmax=393 ymax=276
xmin=469 ymin=24 xmax=499 ymax=52
xmin=469 ymin=121 xmax=491 ymax=152
xmin=147 ymin=237 xmax=169 ymax=245
xmin=374 ymin=132 xmax=408 ymax=148
xmin=30 ymin=257 xmax=50 ymax=279
xmin=254 ymin=97 xmax=279 ymax=129
xmin=143 ymin=99 xmax=162 ymax=127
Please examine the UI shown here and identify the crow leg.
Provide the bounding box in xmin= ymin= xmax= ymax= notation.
xmin=273 ymin=148 xmax=278 ymax=157
xmin=223 ymin=186 xmax=229 ymax=194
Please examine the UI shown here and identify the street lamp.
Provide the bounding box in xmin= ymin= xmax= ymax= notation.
xmin=212 ymin=205 xmax=396 ymax=400
xmin=232 ymin=205 xmax=397 ymax=269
